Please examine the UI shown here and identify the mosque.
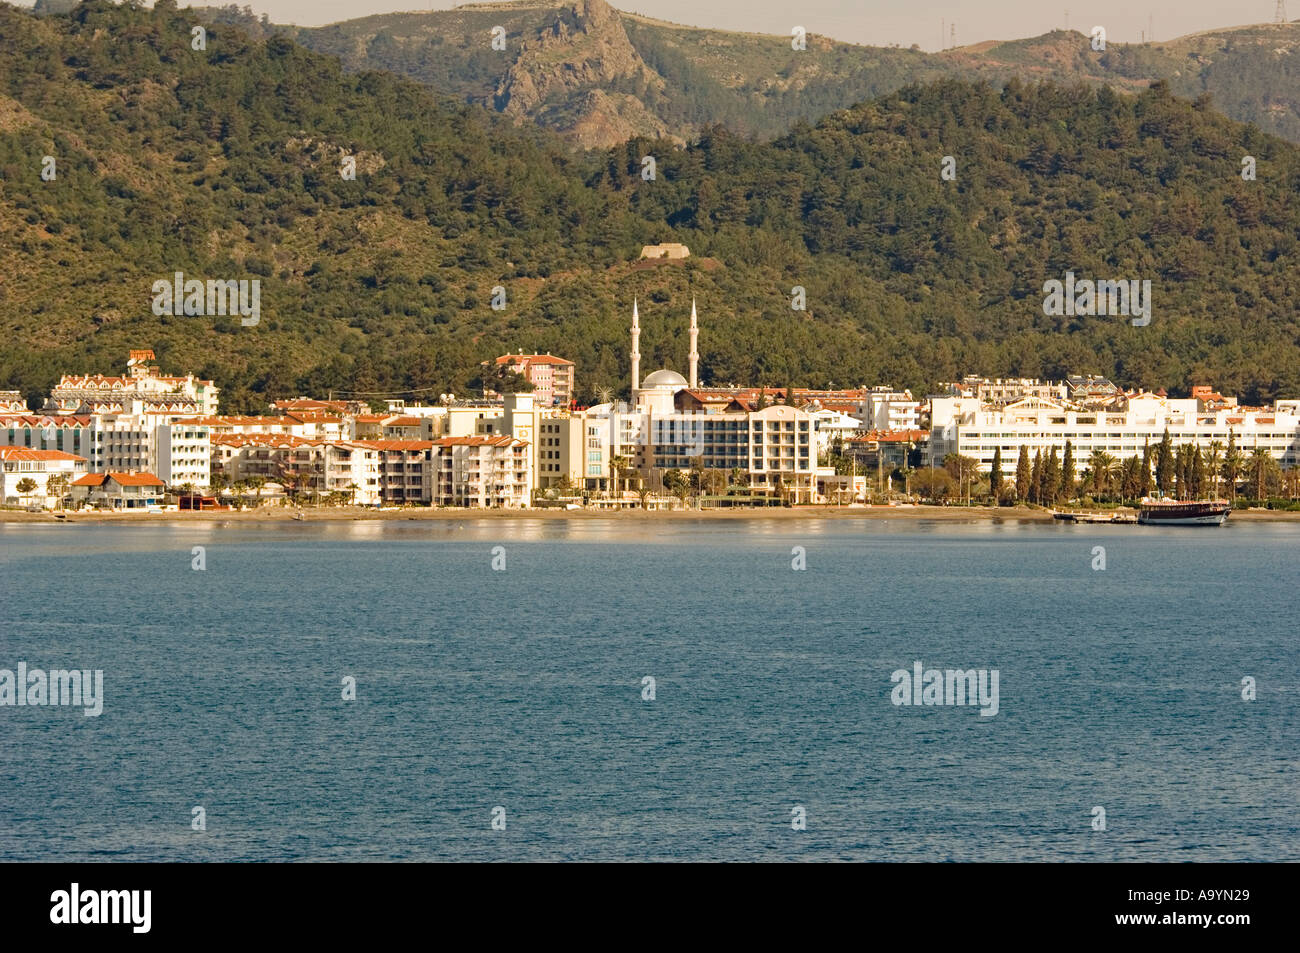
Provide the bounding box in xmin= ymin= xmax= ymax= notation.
xmin=598 ymin=297 xmax=830 ymax=503
xmin=629 ymin=297 xmax=699 ymax=416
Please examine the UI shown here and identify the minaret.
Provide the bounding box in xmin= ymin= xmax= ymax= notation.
xmin=631 ymin=298 xmax=641 ymax=392
xmin=688 ymin=297 xmax=699 ymax=388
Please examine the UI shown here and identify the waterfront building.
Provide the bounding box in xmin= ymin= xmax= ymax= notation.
xmin=848 ymin=429 xmax=929 ymax=471
xmin=70 ymin=471 xmax=165 ymax=509
xmin=356 ymin=440 xmax=436 ymax=505
xmin=0 ymin=414 xmax=96 ymax=461
xmin=929 ymin=391 xmax=1300 ymax=471
xmin=536 ymin=414 xmax=586 ymax=490
xmin=1 ymin=410 xmax=210 ymax=489
xmin=599 ymin=299 xmax=826 ymax=503
xmin=0 ymin=447 xmax=87 ymax=509
xmin=210 ymin=435 xmax=381 ymax=505
xmin=433 ymin=435 xmax=532 ymax=507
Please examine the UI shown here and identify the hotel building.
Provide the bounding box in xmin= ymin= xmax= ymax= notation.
xmin=930 ymin=392 xmax=1300 ymax=471
xmin=46 ymin=350 xmax=219 ymax=416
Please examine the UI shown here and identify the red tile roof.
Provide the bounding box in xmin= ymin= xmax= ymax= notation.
xmin=0 ymin=448 xmax=86 ymax=462
xmin=73 ymin=472 xmax=164 ymax=487
xmin=0 ymin=415 xmax=94 ymax=427
xmin=356 ymin=440 xmax=436 ymax=451
xmin=283 ymin=411 xmax=345 ymax=424
xmin=269 ymin=399 xmax=349 ymax=413
xmin=493 ymin=353 xmax=574 ymax=366
xmin=850 ymin=429 xmax=929 ymax=443
xmin=435 ymin=436 xmax=527 ymax=448
xmin=178 ymin=415 xmax=280 ymax=427
xmin=211 ymin=434 xmax=315 ymax=448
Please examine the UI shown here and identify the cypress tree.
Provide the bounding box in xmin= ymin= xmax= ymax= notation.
xmin=1015 ymin=445 xmax=1030 ymax=502
xmin=1156 ymin=429 xmax=1175 ymax=495
xmin=1061 ymin=440 xmax=1076 ymax=502
xmin=1030 ymin=449 xmax=1043 ymax=504
xmin=1043 ymin=448 xmax=1062 ymax=505
xmin=1191 ymin=447 xmax=1206 ymax=499
xmin=1140 ymin=438 xmax=1153 ymax=496
xmin=990 ymin=446 xmax=1003 ymax=501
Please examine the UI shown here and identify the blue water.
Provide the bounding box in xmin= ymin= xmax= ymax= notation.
xmin=0 ymin=517 xmax=1296 ymax=861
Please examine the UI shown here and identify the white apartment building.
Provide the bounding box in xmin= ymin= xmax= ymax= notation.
xmin=860 ymin=388 xmax=923 ymax=432
xmin=0 ymin=448 xmax=88 ymax=508
xmin=358 ymin=440 xmax=435 ymax=505
xmin=931 ymin=393 xmax=1300 ymax=471
xmin=804 ymin=406 xmax=863 ymax=456
xmin=433 ymin=436 xmax=532 ymax=507
xmin=211 ymin=435 xmax=380 ymax=505
xmin=155 ymin=422 xmax=212 ymax=489
xmin=92 ymin=411 xmax=212 ymax=489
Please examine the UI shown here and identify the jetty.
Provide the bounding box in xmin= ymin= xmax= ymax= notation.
xmin=1052 ymin=510 xmax=1138 ymax=524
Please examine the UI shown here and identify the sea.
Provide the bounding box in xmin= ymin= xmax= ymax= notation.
xmin=1 ymin=517 xmax=1296 ymax=861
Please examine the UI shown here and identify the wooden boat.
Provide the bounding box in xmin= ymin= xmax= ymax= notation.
xmin=1136 ymin=498 xmax=1231 ymax=526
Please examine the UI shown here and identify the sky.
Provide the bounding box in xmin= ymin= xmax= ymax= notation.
xmin=213 ymin=1 xmax=1282 ymax=51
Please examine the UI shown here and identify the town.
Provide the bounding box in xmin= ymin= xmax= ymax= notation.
xmin=2 ymin=302 xmax=1299 ymax=511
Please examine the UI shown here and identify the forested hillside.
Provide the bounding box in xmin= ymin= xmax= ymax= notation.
xmin=2 ymin=2 xmax=1300 ymax=413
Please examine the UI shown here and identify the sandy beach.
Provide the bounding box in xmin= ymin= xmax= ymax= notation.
xmin=3 ymin=505 xmax=1296 ymax=524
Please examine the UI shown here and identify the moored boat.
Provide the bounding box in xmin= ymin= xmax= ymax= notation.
xmin=1137 ymin=498 xmax=1231 ymax=526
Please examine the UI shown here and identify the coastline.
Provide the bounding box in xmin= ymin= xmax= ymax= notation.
xmin=2 ymin=505 xmax=1296 ymax=524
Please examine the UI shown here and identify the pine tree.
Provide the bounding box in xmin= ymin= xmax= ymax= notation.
xmin=1015 ymin=445 xmax=1030 ymax=503
xmin=990 ymin=446 xmax=1004 ymax=502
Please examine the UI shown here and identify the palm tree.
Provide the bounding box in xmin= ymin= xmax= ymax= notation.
xmin=898 ymin=466 xmax=915 ymax=500
xmin=1206 ymin=441 xmax=1224 ymax=498
xmin=609 ymin=454 xmax=630 ymax=502
xmin=1088 ymin=451 xmax=1119 ymax=500
xmin=45 ymin=473 xmax=69 ymax=511
xmin=1283 ymin=467 xmax=1300 ymax=502
xmin=1249 ymin=448 xmax=1272 ymax=502
xmin=1222 ymin=446 xmax=1245 ymax=501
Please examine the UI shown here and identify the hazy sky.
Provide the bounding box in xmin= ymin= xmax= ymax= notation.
xmin=227 ymin=1 xmax=1278 ymax=51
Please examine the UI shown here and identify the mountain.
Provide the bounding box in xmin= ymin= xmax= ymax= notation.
xmin=3 ymin=2 xmax=1300 ymax=415
xmin=236 ymin=2 xmax=1300 ymax=149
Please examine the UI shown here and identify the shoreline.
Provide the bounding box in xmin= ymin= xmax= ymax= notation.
xmin=2 ymin=505 xmax=1297 ymax=524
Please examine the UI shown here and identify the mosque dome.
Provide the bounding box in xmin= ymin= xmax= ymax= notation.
xmin=641 ymin=369 xmax=689 ymax=389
